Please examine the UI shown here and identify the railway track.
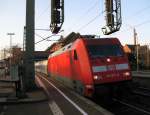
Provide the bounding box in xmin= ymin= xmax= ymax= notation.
xmin=37 ymin=72 xmax=150 ymax=115
xmin=111 ymin=86 xmax=150 ymax=115
xmin=92 ymin=85 xmax=150 ymax=115
xmin=112 ymin=98 xmax=150 ymax=115
xmin=133 ymin=87 xmax=150 ymax=98
xmin=138 ymin=87 xmax=150 ymax=91
xmin=92 ymin=94 xmax=150 ymax=115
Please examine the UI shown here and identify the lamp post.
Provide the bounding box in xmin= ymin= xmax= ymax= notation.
xmin=147 ymin=44 xmax=150 ymax=69
xmin=7 ymin=33 xmax=15 ymax=59
xmin=7 ymin=33 xmax=15 ymax=75
xmin=132 ymin=28 xmax=139 ymax=71
xmin=136 ymin=37 xmax=139 ymax=71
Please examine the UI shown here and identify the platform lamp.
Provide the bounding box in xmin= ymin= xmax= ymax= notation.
xmin=7 ymin=33 xmax=15 ymax=75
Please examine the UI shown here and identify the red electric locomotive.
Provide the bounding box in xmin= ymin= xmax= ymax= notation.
xmin=47 ymin=36 xmax=132 ymax=97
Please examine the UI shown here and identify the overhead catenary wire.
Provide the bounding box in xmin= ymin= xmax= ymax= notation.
xmin=134 ymin=19 xmax=150 ymax=27
xmin=35 ymin=4 xmax=51 ymax=46
xmin=35 ymin=33 xmax=46 ymax=40
xmin=36 ymin=4 xmax=50 ymax=22
xmin=125 ymin=5 xmax=150 ymax=21
xmin=34 ymin=0 xmax=102 ymax=47
xmin=35 ymin=30 xmax=64 ymax=44
xmin=35 ymin=1 xmax=150 ymax=45
xmin=116 ymin=3 xmax=150 ymax=34
xmin=77 ymin=11 xmax=104 ymax=32
xmin=68 ymin=0 xmax=100 ymax=31
xmin=71 ymin=0 xmax=150 ymax=35
xmin=35 ymin=34 xmax=59 ymax=45
xmin=35 ymin=28 xmax=50 ymax=31
xmin=122 ymin=4 xmax=150 ymax=30
xmin=118 ymin=19 xmax=150 ymax=34
xmin=35 ymin=0 xmax=102 ymax=37
xmin=134 ymin=5 xmax=150 ymax=16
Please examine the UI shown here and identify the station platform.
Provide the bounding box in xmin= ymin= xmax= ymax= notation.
xmin=132 ymin=71 xmax=150 ymax=77
xmin=36 ymin=73 xmax=113 ymax=115
xmin=0 ymin=77 xmax=56 ymax=115
xmin=132 ymin=71 xmax=150 ymax=89
xmin=0 ymin=80 xmax=47 ymax=104
xmin=0 ymin=74 xmax=113 ymax=115
xmin=1 ymin=70 xmax=149 ymax=115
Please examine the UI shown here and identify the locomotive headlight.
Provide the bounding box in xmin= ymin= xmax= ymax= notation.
xmin=86 ymin=85 xmax=93 ymax=88
xmin=107 ymin=58 xmax=111 ymax=62
xmin=94 ymin=75 xmax=98 ymax=80
xmin=93 ymin=75 xmax=102 ymax=80
xmin=123 ymin=72 xmax=130 ymax=76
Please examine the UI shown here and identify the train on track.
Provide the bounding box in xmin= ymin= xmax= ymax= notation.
xmin=35 ymin=35 xmax=132 ymax=97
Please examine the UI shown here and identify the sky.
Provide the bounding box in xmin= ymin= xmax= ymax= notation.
xmin=0 ymin=0 xmax=150 ymax=53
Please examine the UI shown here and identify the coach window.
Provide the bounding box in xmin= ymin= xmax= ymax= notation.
xmin=74 ymin=50 xmax=78 ymax=60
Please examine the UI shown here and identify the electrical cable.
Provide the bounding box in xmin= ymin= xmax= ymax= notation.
xmin=119 ymin=19 xmax=150 ymax=34
xmin=35 ymin=30 xmax=64 ymax=45
xmin=134 ymin=19 xmax=150 ymax=27
xmin=36 ymin=4 xmax=50 ymax=22
xmin=126 ymin=5 xmax=150 ymax=20
xmin=77 ymin=11 xmax=104 ymax=32
xmin=68 ymin=0 xmax=100 ymax=32
xmin=122 ymin=4 xmax=150 ymax=30
xmin=35 ymin=34 xmax=58 ymax=44
xmin=35 ymin=33 xmax=46 ymax=40
xmin=35 ymin=28 xmax=50 ymax=31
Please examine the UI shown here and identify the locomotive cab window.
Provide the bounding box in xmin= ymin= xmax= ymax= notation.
xmin=87 ymin=44 xmax=123 ymax=58
xmin=74 ymin=50 xmax=78 ymax=60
